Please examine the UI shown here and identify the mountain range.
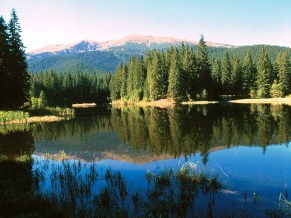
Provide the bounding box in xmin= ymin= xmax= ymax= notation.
xmin=27 ymin=34 xmax=290 ymax=73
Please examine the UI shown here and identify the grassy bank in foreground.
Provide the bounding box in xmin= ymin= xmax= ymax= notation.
xmin=0 ymin=107 xmax=74 ymax=125
xmin=112 ymin=97 xmax=291 ymax=108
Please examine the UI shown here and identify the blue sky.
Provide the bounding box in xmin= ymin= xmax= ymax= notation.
xmin=0 ymin=0 xmax=290 ymax=51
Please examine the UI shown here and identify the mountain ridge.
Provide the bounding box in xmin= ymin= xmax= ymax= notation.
xmin=29 ymin=34 xmax=234 ymax=55
xmin=27 ymin=35 xmax=291 ymax=73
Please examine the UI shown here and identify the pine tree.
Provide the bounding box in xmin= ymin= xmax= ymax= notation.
xmin=257 ymin=47 xmax=274 ymax=98
xmin=276 ymin=52 xmax=290 ymax=96
xmin=8 ymin=9 xmax=30 ymax=108
xmin=38 ymin=90 xmax=47 ymax=108
xmin=181 ymin=44 xmax=197 ymax=100
xmin=167 ymin=48 xmax=185 ymax=101
xmin=196 ymin=35 xmax=212 ymax=98
xmin=109 ymin=63 xmax=123 ymax=100
xmin=148 ymin=50 xmax=164 ymax=100
xmin=242 ymin=52 xmax=257 ymax=96
xmin=120 ymin=64 xmax=128 ymax=99
xmin=231 ymin=57 xmax=242 ymax=95
xmin=0 ymin=16 xmax=10 ymax=109
xmin=211 ymin=58 xmax=222 ymax=96
xmin=134 ymin=56 xmax=146 ymax=100
xmin=221 ymin=52 xmax=232 ymax=94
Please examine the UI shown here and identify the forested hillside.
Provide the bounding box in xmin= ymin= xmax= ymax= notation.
xmin=28 ymin=51 xmax=121 ymax=73
xmin=110 ymin=36 xmax=291 ymax=102
xmin=27 ymin=42 xmax=290 ymax=74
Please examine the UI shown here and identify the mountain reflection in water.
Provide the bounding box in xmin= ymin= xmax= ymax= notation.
xmin=32 ymin=104 xmax=291 ymax=163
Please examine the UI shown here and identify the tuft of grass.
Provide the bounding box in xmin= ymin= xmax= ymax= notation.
xmin=29 ymin=107 xmax=75 ymax=117
xmin=15 ymin=152 xmax=33 ymax=162
xmin=0 ymin=111 xmax=29 ymax=124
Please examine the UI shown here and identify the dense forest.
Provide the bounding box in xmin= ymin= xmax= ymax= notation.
xmin=30 ymin=71 xmax=111 ymax=107
xmin=28 ymin=51 xmax=121 ymax=73
xmin=0 ymin=10 xmax=30 ymax=109
xmin=110 ymin=36 xmax=291 ymax=102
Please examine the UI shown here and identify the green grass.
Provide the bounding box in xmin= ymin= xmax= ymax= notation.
xmin=0 ymin=111 xmax=29 ymax=124
xmin=29 ymin=107 xmax=75 ymax=116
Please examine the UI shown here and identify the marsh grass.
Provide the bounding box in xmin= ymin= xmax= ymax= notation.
xmin=29 ymin=107 xmax=75 ymax=117
xmin=0 ymin=111 xmax=29 ymax=124
xmin=0 ymin=151 xmax=222 ymax=217
xmin=30 ymin=159 xmax=222 ymax=217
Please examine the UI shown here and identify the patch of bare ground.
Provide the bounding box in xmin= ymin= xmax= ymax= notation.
xmin=72 ymin=103 xmax=96 ymax=108
xmin=111 ymin=99 xmax=220 ymax=108
xmin=181 ymin=100 xmax=218 ymax=105
xmin=229 ymin=98 xmax=291 ymax=105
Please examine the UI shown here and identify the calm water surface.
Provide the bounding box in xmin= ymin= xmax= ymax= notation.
xmin=1 ymin=103 xmax=291 ymax=216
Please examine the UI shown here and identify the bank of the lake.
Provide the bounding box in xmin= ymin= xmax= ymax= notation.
xmin=230 ymin=97 xmax=291 ymax=105
xmin=0 ymin=107 xmax=74 ymax=125
xmin=112 ymin=97 xmax=291 ymax=108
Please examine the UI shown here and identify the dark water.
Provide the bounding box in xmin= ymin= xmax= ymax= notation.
xmin=1 ymin=103 xmax=291 ymax=216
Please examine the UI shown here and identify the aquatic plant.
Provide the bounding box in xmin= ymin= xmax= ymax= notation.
xmin=0 ymin=110 xmax=29 ymax=124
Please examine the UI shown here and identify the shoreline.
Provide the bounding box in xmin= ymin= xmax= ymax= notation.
xmin=112 ymin=97 xmax=291 ymax=108
xmin=229 ymin=98 xmax=291 ymax=105
xmin=0 ymin=115 xmax=68 ymax=125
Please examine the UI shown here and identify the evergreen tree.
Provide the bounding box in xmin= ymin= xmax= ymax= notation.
xmin=242 ymin=52 xmax=257 ymax=96
xmin=38 ymin=90 xmax=47 ymax=108
xmin=221 ymin=51 xmax=232 ymax=94
xmin=257 ymin=47 xmax=274 ymax=98
xmin=231 ymin=57 xmax=242 ymax=95
xmin=181 ymin=44 xmax=197 ymax=100
xmin=8 ymin=9 xmax=30 ymax=108
xmin=276 ymin=52 xmax=290 ymax=96
xmin=270 ymin=79 xmax=283 ymax=97
xmin=110 ymin=64 xmax=123 ymax=100
xmin=167 ymin=48 xmax=185 ymax=101
xmin=133 ymin=56 xmax=146 ymax=100
xmin=148 ymin=50 xmax=165 ymax=100
xmin=0 ymin=16 xmax=10 ymax=109
xmin=120 ymin=64 xmax=128 ymax=99
xmin=196 ymin=35 xmax=212 ymax=97
xmin=211 ymin=58 xmax=222 ymax=96
xmin=126 ymin=57 xmax=136 ymax=99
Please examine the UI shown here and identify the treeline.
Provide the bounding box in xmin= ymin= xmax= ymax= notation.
xmin=30 ymin=71 xmax=111 ymax=107
xmin=0 ymin=9 xmax=30 ymax=109
xmin=110 ymin=36 xmax=291 ymax=102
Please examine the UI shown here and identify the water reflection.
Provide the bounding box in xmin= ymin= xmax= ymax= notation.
xmin=1 ymin=104 xmax=291 ymax=216
xmin=30 ymin=104 xmax=291 ymax=163
xmin=111 ymin=104 xmax=291 ymax=163
xmin=0 ymin=130 xmax=35 ymax=216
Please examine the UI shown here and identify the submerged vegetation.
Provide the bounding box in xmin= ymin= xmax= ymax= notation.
xmin=0 ymin=149 xmax=222 ymax=217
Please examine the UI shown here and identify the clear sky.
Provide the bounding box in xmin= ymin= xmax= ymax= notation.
xmin=0 ymin=0 xmax=290 ymax=52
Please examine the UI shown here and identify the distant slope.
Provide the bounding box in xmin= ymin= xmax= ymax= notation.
xmin=208 ymin=45 xmax=291 ymax=62
xmin=28 ymin=51 xmax=121 ymax=73
xmin=27 ymin=34 xmax=290 ymax=73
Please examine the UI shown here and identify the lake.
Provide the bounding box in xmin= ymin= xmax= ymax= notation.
xmin=1 ymin=103 xmax=291 ymax=217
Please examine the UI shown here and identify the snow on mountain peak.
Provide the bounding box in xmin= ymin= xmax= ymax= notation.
xmin=29 ymin=34 xmax=233 ymax=55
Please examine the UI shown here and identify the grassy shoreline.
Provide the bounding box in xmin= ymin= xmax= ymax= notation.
xmin=0 ymin=107 xmax=74 ymax=125
xmin=112 ymin=97 xmax=291 ymax=108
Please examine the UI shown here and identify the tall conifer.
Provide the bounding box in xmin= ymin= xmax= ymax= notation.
xmin=8 ymin=9 xmax=30 ymax=108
